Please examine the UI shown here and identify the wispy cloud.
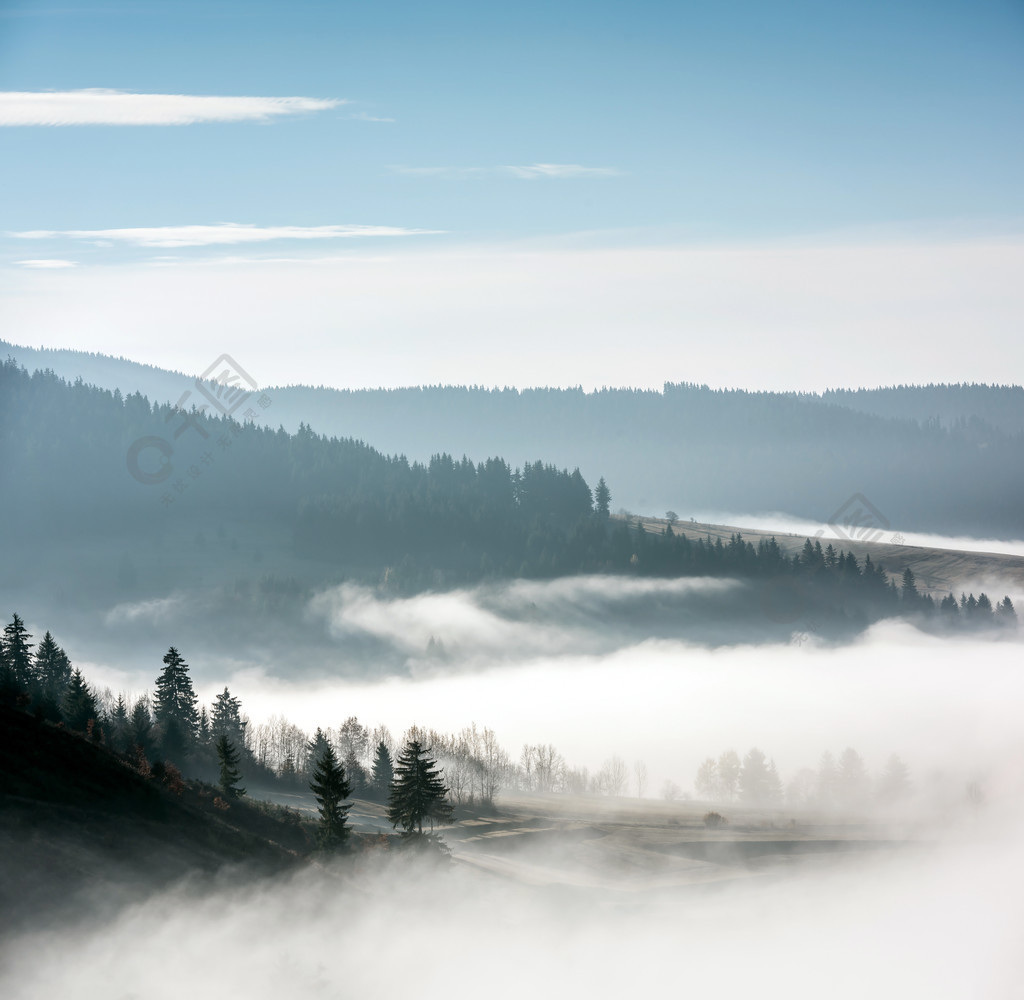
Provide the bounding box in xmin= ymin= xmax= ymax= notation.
xmin=9 ymin=223 xmax=442 ymax=248
xmin=0 ymin=89 xmax=343 ymax=126
xmin=390 ymin=163 xmax=620 ymax=179
xmin=14 ymin=258 xmax=78 ymax=268
xmin=348 ymin=111 xmax=395 ymax=123
xmin=506 ymin=163 xmax=620 ymax=179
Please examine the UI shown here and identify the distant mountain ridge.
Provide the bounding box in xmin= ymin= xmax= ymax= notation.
xmin=3 ymin=340 xmax=1022 ymax=537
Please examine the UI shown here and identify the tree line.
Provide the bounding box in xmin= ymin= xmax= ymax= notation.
xmin=691 ymin=747 xmax=913 ymax=810
xmin=3 ymin=360 xmax=1018 ymax=632
xmin=2 ymin=615 xmax=945 ymax=836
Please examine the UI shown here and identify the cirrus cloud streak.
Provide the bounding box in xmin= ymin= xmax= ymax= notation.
xmin=0 ymin=89 xmax=343 ymax=126
xmin=390 ymin=163 xmax=619 ymax=179
xmin=14 ymin=258 xmax=78 ymax=269
xmin=9 ymin=223 xmax=442 ymax=248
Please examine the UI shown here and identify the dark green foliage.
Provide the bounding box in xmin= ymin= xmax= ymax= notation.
xmin=0 ymin=358 xmax=1018 ymax=641
xmin=901 ymin=567 xmax=919 ymax=607
xmin=1 ymin=614 xmax=35 ymax=698
xmin=33 ymin=631 xmax=71 ymax=704
xmin=153 ymin=647 xmax=199 ymax=749
xmin=215 ymin=735 xmax=246 ymax=799
xmin=210 ymin=687 xmax=247 ymax=752
xmin=343 ymin=747 xmax=368 ymax=796
xmin=371 ymin=741 xmax=394 ymax=798
xmin=160 ymin=716 xmax=190 ymax=765
xmin=996 ymin=596 xmax=1017 ymax=626
xmin=594 ymin=477 xmax=611 ymax=518
xmin=197 ymin=706 xmax=212 ymax=750
xmin=128 ymin=696 xmax=155 ymax=757
xmin=305 ymin=727 xmax=331 ymax=776
xmin=387 ymin=740 xmax=454 ymax=837
xmin=309 ymin=743 xmax=351 ymax=850
xmin=109 ymin=694 xmax=130 ymax=753
xmin=61 ymin=668 xmax=98 ymax=733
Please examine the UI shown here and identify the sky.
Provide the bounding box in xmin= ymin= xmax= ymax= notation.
xmin=1 ymin=0 xmax=1023 ymax=390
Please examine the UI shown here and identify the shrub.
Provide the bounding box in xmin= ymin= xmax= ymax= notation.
xmin=703 ymin=811 xmax=727 ymax=828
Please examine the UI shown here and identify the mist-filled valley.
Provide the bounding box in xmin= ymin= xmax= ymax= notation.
xmin=4 ymin=1 xmax=1024 ymax=992
xmin=2 ymin=347 xmax=1024 ymax=999
xmin=3 ymin=616 xmax=1024 ymax=998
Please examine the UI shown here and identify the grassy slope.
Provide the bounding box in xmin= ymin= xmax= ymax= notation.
xmin=0 ymin=707 xmax=316 ymax=930
xmin=628 ymin=515 xmax=1024 ymax=598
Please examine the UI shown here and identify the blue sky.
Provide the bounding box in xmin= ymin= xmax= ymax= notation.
xmin=1 ymin=0 xmax=1023 ymax=389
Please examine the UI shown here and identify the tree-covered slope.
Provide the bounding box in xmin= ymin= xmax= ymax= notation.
xmin=4 ymin=340 xmax=1022 ymax=536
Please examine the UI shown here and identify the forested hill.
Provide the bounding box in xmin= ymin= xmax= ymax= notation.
xmin=822 ymin=384 xmax=1024 ymax=435
xmin=3 ymin=340 xmax=1021 ymax=538
xmin=0 ymin=361 xmax=600 ymax=594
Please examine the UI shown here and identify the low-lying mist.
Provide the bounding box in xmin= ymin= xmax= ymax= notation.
xmin=73 ymin=575 xmax=1024 ymax=800
xmin=4 ymin=822 xmax=1023 ymax=1000
xmin=7 ymin=571 xmax=1024 ymax=999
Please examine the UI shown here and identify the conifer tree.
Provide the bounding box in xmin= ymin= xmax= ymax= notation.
xmin=109 ymin=693 xmax=130 ymax=752
xmin=738 ymin=747 xmax=772 ymax=806
xmin=128 ymin=696 xmax=155 ymax=757
xmin=306 ymin=727 xmax=331 ymax=775
xmin=216 ymin=734 xmax=246 ymax=799
xmin=877 ymin=754 xmax=912 ymax=804
xmin=975 ymin=593 xmax=994 ymax=622
xmin=387 ymin=739 xmax=454 ymax=837
xmin=280 ymin=753 xmax=297 ymax=784
xmin=900 ymin=567 xmax=919 ymax=607
xmin=211 ymin=687 xmax=247 ymax=751
xmin=153 ymin=647 xmax=199 ymax=753
xmin=343 ymin=746 xmax=368 ymax=796
xmin=62 ymin=668 xmax=98 ymax=732
xmin=996 ymin=596 xmax=1017 ymax=627
xmin=32 ymin=631 xmax=69 ymax=699
xmin=309 ymin=742 xmax=351 ymax=850
xmin=594 ymin=477 xmax=611 ymax=519
xmin=939 ymin=593 xmax=960 ymax=620
xmin=197 ymin=706 xmax=212 ymax=749
xmin=371 ymin=740 xmax=395 ymax=798
xmin=1 ymin=613 xmax=34 ymax=695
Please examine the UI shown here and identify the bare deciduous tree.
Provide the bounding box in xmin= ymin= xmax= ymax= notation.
xmin=634 ymin=759 xmax=648 ymax=798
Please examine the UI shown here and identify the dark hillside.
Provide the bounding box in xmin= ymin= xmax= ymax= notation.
xmin=0 ymin=707 xmax=313 ymax=931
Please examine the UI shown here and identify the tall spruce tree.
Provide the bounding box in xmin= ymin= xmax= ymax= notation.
xmin=211 ymin=687 xmax=247 ymax=751
xmin=344 ymin=747 xmax=369 ymax=796
xmin=216 ymin=735 xmax=246 ymax=799
xmin=900 ymin=567 xmax=920 ymax=607
xmin=62 ymin=668 xmax=98 ymax=732
xmin=594 ymin=477 xmax=611 ymax=519
xmin=309 ymin=742 xmax=351 ymax=850
xmin=371 ymin=740 xmax=395 ymax=799
xmin=153 ymin=647 xmax=199 ymax=757
xmin=306 ymin=727 xmax=331 ymax=775
xmin=1 ymin=613 xmax=35 ymax=695
xmin=109 ymin=694 xmax=131 ymax=753
xmin=387 ymin=739 xmax=453 ymax=837
xmin=33 ymin=631 xmax=72 ymax=702
xmin=128 ymin=696 xmax=154 ymax=757
xmin=996 ymin=596 xmax=1017 ymax=626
